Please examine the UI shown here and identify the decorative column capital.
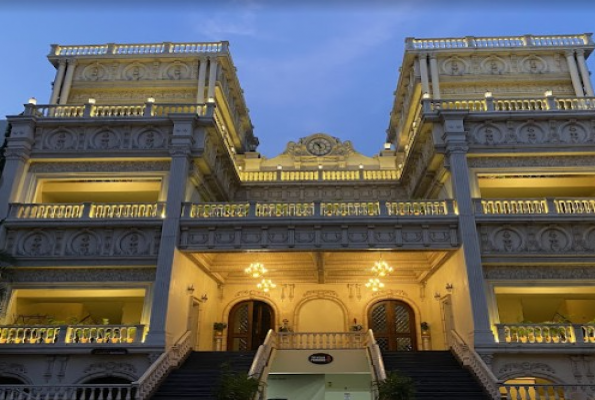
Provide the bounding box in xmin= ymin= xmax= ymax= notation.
xmin=575 ymin=48 xmax=586 ymax=57
xmin=57 ymin=58 xmax=68 ymax=66
xmin=564 ymin=49 xmax=576 ymax=58
xmin=428 ymin=53 xmax=437 ymax=60
xmin=419 ymin=52 xmax=429 ymax=59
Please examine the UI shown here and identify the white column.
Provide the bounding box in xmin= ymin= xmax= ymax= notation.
xmin=207 ymin=57 xmax=219 ymax=102
xmin=441 ymin=113 xmax=494 ymax=347
xmin=429 ymin=54 xmax=441 ymax=100
xmin=145 ymin=115 xmax=196 ymax=348
xmin=576 ymin=49 xmax=595 ymax=96
xmin=565 ymin=50 xmax=585 ymax=97
xmin=419 ymin=53 xmax=430 ymax=96
xmin=49 ymin=59 xmax=67 ymax=104
xmin=58 ymin=59 xmax=77 ymax=105
xmin=196 ymin=57 xmax=208 ymax=103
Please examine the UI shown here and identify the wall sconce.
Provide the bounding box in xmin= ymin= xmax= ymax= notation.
xmin=544 ymin=90 xmax=553 ymax=97
xmin=318 ymin=165 xmax=323 ymax=170
xmin=146 ymin=96 xmax=155 ymax=103
xmin=187 ymin=284 xmax=195 ymax=294
xmin=207 ymin=97 xmax=215 ymax=103
xmin=384 ymin=143 xmax=392 ymax=150
xmin=484 ymin=91 xmax=493 ymax=98
xmin=422 ymin=92 xmax=431 ymax=100
xmin=359 ymin=164 xmax=364 ymax=169
xmin=277 ymin=165 xmax=282 ymax=170
xmin=445 ymin=283 xmax=454 ymax=292
xmin=434 ymin=292 xmax=441 ymax=300
xmin=87 ymin=98 xmax=96 ymax=105
xmin=201 ymin=294 xmax=208 ymax=302
xmin=28 ymin=97 xmax=37 ymax=105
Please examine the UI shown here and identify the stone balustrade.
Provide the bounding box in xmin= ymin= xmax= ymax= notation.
xmin=26 ymin=102 xmax=211 ymax=119
xmin=0 ymin=324 xmax=145 ymax=345
xmin=51 ymin=41 xmax=226 ymax=57
xmin=499 ymin=383 xmax=595 ymax=400
xmin=11 ymin=202 xmax=166 ymax=220
xmin=407 ymin=33 xmax=592 ymax=50
xmin=240 ymin=169 xmax=399 ymax=182
xmin=496 ymin=323 xmax=595 ymax=345
xmin=0 ymin=385 xmax=137 ymax=400
xmin=276 ymin=332 xmax=366 ymax=350
xmin=426 ymin=96 xmax=595 ymax=113
xmin=182 ymin=200 xmax=455 ymax=219
xmin=475 ymin=198 xmax=595 ymax=215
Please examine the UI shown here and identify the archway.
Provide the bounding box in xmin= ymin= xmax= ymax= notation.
xmin=368 ymin=300 xmax=417 ymax=351
xmin=227 ymin=300 xmax=274 ymax=351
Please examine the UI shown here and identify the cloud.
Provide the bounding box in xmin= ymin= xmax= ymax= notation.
xmin=191 ymin=0 xmax=263 ymax=39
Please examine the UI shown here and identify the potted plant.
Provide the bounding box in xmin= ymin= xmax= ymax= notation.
xmin=213 ymin=322 xmax=227 ymax=335
xmin=213 ymin=364 xmax=261 ymax=400
xmin=278 ymin=319 xmax=291 ymax=332
xmin=374 ymin=370 xmax=415 ymax=400
xmin=350 ymin=318 xmax=364 ymax=332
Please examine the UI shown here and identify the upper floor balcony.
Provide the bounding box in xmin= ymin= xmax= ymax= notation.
xmin=179 ymin=200 xmax=459 ymax=251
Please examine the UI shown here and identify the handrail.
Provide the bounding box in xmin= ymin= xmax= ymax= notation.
xmin=449 ymin=330 xmax=500 ymax=400
xmin=365 ymin=329 xmax=386 ymax=388
xmin=133 ymin=330 xmax=193 ymax=399
xmin=499 ymin=383 xmax=595 ymax=399
xmin=10 ymin=202 xmax=166 ymax=220
xmin=406 ymin=34 xmax=592 ymax=50
xmin=0 ymin=384 xmax=136 ymax=400
xmin=248 ymin=329 xmax=276 ymax=400
xmin=474 ymin=198 xmax=595 ymax=216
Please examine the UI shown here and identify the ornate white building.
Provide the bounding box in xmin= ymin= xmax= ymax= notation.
xmin=0 ymin=34 xmax=594 ymax=399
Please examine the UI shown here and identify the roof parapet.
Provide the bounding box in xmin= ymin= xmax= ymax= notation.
xmin=49 ymin=41 xmax=229 ymax=58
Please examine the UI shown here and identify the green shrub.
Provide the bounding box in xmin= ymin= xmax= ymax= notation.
xmin=375 ymin=371 xmax=415 ymax=400
xmin=213 ymin=364 xmax=261 ymax=400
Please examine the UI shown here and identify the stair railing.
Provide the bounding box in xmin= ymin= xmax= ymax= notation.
xmin=133 ymin=330 xmax=193 ymax=399
xmin=449 ymin=330 xmax=500 ymax=400
xmin=364 ymin=329 xmax=386 ymax=399
xmin=249 ymin=329 xmax=277 ymax=400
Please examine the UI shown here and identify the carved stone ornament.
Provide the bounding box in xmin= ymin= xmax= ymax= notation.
xmin=84 ymin=362 xmax=137 ymax=377
xmin=303 ymin=290 xmax=338 ymax=298
xmin=28 ymin=161 xmax=171 ymax=173
xmin=520 ymin=55 xmax=548 ymax=74
xmin=481 ymin=223 xmax=592 ymax=255
xmin=442 ymin=56 xmax=468 ymax=75
xmin=11 ymin=268 xmax=155 ymax=283
xmin=484 ymin=265 xmax=595 ymax=280
xmin=81 ymin=63 xmax=108 ymax=81
xmin=371 ymin=289 xmax=408 ymax=298
xmin=468 ymin=156 xmax=595 ymax=169
xmin=282 ymin=133 xmax=354 ymax=157
xmin=123 ymin=63 xmax=148 ymax=81
xmin=498 ymin=362 xmax=556 ymax=377
xmin=467 ymin=119 xmax=595 ymax=147
xmin=0 ymin=362 xmax=27 ymax=375
xmin=235 ymin=290 xmax=270 ymax=298
xmin=481 ymin=56 xmax=507 ymax=75
xmin=5 ymin=227 xmax=161 ymax=259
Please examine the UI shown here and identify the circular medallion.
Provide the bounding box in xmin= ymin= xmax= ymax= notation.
xmin=306 ymin=137 xmax=332 ymax=156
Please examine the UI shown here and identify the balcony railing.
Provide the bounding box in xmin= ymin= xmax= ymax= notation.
xmin=499 ymin=384 xmax=595 ymax=400
xmin=0 ymin=324 xmax=145 ymax=345
xmin=0 ymin=385 xmax=137 ymax=400
xmin=406 ymin=33 xmax=593 ymax=50
xmin=276 ymin=332 xmax=367 ymax=350
xmin=496 ymin=323 xmax=595 ymax=345
xmin=24 ymin=102 xmax=213 ymax=119
xmin=240 ymin=169 xmax=400 ymax=182
xmin=182 ymin=200 xmax=456 ymax=219
xmin=51 ymin=41 xmax=227 ymax=57
xmin=424 ymin=95 xmax=595 ymax=113
xmin=10 ymin=202 xmax=166 ymax=220
xmin=474 ymin=198 xmax=595 ymax=216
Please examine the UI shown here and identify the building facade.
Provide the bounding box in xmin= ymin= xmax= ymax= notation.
xmin=0 ymin=34 xmax=594 ymax=399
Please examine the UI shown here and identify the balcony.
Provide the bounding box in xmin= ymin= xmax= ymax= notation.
xmin=496 ymin=323 xmax=595 ymax=347
xmin=0 ymin=324 xmax=145 ymax=346
xmin=407 ymin=33 xmax=593 ymax=50
xmin=23 ymin=102 xmax=213 ymax=119
xmin=425 ymin=95 xmax=595 ymax=113
xmin=474 ymin=198 xmax=595 ymax=216
xmin=179 ymin=200 xmax=459 ymax=251
xmin=3 ymin=203 xmax=164 ymax=262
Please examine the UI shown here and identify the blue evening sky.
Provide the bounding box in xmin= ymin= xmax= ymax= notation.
xmin=1 ymin=1 xmax=594 ymax=158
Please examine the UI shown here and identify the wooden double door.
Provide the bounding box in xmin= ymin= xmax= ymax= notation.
xmin=369 ymin=300 xmax=417 ymax=352
xmin=227 ymin=301 xmax=274 ymax=351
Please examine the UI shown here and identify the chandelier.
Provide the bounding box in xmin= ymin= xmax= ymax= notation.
xmin=365 ymin=278 xmax=385 ymax=292
xmin=257 ymin=278 xmax=277 ymax=293
xmin=371 ymin=260 xmax=393 ymax=277
xmin=245 ymin=262 xmax=267 ymax=278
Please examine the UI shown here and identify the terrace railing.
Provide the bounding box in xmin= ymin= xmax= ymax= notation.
xmin=51 ymin=41 xmax=227 ymax=57
xmin=474 ymin=198 xmax=595 ymax=216
xmin=182 ymin=200 xmax=456 ymax=219
xmin=0 ymin=324 xmax=145 ymax=345
xmin=406 ymin=34 xmax=593 ymax=50
xmin=276 ymin=332 xmax=366 ymax=350
xmin=425 ymin=95 xmax=595 ymax=113
xmin=10 ymin=202 xmax=166 ymax=220
xmin=23 ymin=102 xmax=213 ymax=119
xmin=496 ymin=323 xmax=595 ymax=345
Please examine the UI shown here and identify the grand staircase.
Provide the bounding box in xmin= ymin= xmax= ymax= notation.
xmin=150 ymin=351 xmax=256 ymax=400
xmin=382 ymin=350 xmax=492 ymax=400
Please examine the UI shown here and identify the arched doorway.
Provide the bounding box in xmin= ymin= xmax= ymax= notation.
xmin=227 ymin=300 xmax=274 ymax=351
xmin=369 ymin=300 xmax=417 ymax=352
